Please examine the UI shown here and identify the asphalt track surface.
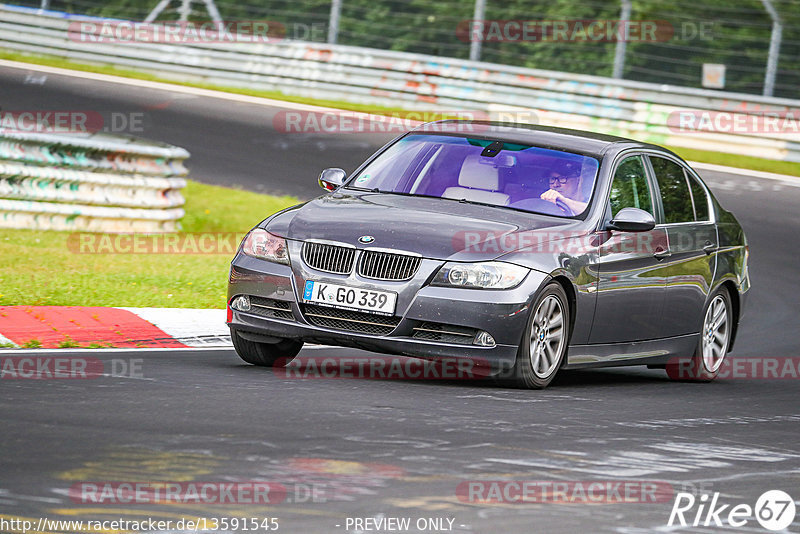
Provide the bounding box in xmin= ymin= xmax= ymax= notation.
xmin=1 ymin=65 xmax=799 ymax=533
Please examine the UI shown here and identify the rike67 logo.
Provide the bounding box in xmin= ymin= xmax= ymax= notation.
xmin=668 ymin=490 xmax=795 ymax=531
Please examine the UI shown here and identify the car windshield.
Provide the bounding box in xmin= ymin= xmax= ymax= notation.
xmin=345 ymin=134 xmax=599 ymax=217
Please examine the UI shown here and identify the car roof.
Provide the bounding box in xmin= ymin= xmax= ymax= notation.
xmin=411 ymin=120 xmax=666 ymax=158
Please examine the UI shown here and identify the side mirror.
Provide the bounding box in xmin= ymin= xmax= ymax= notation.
xmin=318 ymin=168 xmax=346 ymax=191
xmin=606 ymin=207 xmax=656 ymax=232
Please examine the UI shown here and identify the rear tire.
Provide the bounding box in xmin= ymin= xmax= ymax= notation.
xmin=667 ymin=287 xmax=732 ymax=382
xmin=231 ymin=329 xmax=303 ymax=367
xmin=502 ymin=283 xmax=570 ymax=389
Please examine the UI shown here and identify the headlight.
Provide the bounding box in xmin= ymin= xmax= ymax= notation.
xmin=240 ymin=229 xmax=290 ymax=265
xmin=432 ymin=261 xmax=529 ymax=289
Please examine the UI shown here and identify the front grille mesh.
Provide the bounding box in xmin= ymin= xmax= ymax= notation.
xmin=302 ymin=304 xmax=400 ymax=335
xmin=358 ymin=250 xmax=421 ymax=281
xmin=412 ymin=322 xmax=477 ymax=344
xmin=301 ymin=241 xmax=421 ymax=281
xmin=302 ymin=242 xmax=355 ymax=274
xmin=249 ymin=296 xmax=294 ymax=321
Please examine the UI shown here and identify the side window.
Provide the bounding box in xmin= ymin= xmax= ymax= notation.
xmin=609 ymin=156 xmax=653 ymax=217
xmin=650 ymin=156 xmax=694 ymax=224
xmin=687 ymin=174 xmax=710 ymax=221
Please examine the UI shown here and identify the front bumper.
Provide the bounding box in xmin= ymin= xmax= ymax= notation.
xmin=227 ymin=253 xmax=550 ymax=369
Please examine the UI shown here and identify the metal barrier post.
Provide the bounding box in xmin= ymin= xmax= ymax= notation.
xmin=612 ymin=0 xmax=632 ymax=79
xmin=328 ymin=0 xmax=342 ymax=44
xmin=469 ymin=0 xmax=486 ymax=62
xmin=760 ymin=0 xmax=783 ymax=97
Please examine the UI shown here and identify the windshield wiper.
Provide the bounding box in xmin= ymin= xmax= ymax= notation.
xmin=441 ymin=196 xmax=507 ymax=210
xmin=349 ymin=188 xmax=511 ymax=208
xmin=449 ymin=197 xmax=575 ymax=217
xmin=348 ymin=187 xmax=417 ymax=197
xmin=377 ymin=189 xmax=418 ymax=197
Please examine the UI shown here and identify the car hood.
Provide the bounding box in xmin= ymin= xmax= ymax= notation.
xmin=264 ymin=191 xmax=589 ymax=262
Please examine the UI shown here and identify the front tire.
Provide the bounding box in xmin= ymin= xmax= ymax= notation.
xmin=504 ymin=283 xmax=570 ymax=389
xmin=231 ymin=329 xmax=303 ymax=367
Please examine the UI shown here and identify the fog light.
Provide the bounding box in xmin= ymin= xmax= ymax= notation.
xmin=474 ymin=331 xmax=496 ymax=347
xmin=232 ymin=295 xmax=251 ymax=312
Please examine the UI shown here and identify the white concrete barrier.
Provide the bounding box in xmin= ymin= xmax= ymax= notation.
xmin=0 ymin=128 xmax=190 ymax=233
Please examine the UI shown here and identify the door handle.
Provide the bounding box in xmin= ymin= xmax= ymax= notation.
xmin=653 ymin=247 xmax=672 ymax=260
xmin=703 ymin=241 xmax=717 ymax=254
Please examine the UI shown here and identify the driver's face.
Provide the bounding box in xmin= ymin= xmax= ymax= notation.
xmin=549 ymin=173 xmax=579 ymax=198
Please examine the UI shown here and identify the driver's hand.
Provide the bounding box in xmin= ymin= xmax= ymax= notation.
xmin=540 ymin=189 xmax=563 ymax=204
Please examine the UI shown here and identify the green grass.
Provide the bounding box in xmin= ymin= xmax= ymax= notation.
xmin=665 ymin=146 xmax=800 ymax=177
xmin=86 ymin=342 xmax=117 ymax=349
xmin=4 ymin=49 xmax=797 ymax=177
xmin=0 ymin=180 xmax=299 ymax=309
xmin=57 ymin=336 xmax=80 ymax=348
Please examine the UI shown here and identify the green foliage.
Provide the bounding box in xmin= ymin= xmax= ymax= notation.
xmin=86 ymin=342 xmax=117 ymax=348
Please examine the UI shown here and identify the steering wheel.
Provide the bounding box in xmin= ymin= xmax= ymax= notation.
xmin=555 ymin=198 xmax=575 ymax=216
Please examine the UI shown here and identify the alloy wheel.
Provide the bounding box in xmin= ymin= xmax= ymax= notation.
xmin=702 ymin=295 xmax=729 ymax=373
xmin=529 ymin=295 xmax=566 ymax=378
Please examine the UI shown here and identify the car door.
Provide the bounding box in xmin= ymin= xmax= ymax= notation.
xmin=589 ymin=154 xmax=669 ymax=344
xmin=647 ymin=154 xmax=717 ymax=338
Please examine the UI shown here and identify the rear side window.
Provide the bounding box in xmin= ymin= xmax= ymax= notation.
xmin=650 ymin=156 xmax=694 ymax=224
xmin=688 ymin=175 xmax=710 ymax=221
xmin=609 ymin=156 xmax=653 ymax=217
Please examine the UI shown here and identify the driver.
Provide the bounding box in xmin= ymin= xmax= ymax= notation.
xmin=540 ymin=164 xmax=587 ymax=214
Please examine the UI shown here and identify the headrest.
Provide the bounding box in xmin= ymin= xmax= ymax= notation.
xmin=458 ymin=154 xmax=500 ymax=190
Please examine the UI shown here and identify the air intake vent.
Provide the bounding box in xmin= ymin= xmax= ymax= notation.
xmin=412 ymin=322 xmax=478 ymax=345
xmin=302 ymin=242 xmax=356 ymax=274
xmin=358 ymin=250 xmax=421 ymax=281
xmin=250 ymin=296 xmax=294 ymax=321
xmin=302 ymin=304 xmax=400 ymax=335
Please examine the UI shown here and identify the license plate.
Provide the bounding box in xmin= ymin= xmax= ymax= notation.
xmin=302 ymin=280 xmax=397 ymax=316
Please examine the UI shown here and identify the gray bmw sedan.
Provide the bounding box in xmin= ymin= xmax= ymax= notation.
xmin=227 ymin=121 xmax=750 ymax=389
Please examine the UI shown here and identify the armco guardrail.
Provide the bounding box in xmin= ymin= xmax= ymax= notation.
xmin=0 ymin=129 xmax=189 ymax=232
xmin=1 ymin=4 xmax=799 ymax=163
